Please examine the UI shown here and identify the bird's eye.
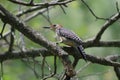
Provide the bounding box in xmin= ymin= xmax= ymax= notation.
xmin=53 ymin=24 xmax=56 ymax=27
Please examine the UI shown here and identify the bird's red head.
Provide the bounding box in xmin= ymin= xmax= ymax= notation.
xmin=43 ymin=24 xmax=62 ymax=31
xmin=50 ymin=24 xmax=62 ymax=31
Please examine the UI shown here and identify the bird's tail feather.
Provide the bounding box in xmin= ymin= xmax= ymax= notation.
xmin=77 ymin=45 xmax=87 ymax=62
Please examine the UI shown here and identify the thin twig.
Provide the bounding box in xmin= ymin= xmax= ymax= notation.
xmin=29 ymin=0 xmax=34 ymax=5
xmin=41 ymin=14 xmax=52 ymax=25
xmin=113 ymin=57 xmax=120 ymax=80
xmin=79 ymin=70 xmax=110 ymax=79
xmin=16 ymin=0 xmax=75 ymax=17
xmin=116 ymin=1 xmax=119 ymax=13
xmin=9 ymin=0 xmax=40 ymax=6
xmin=0 ymin=23 xmax=6 ymax=37
xmin=77 ymin=62 xmax=91 ymax=74
xmin=0 ymin=62 xmax=3 ymax=80
xmin=81 ymin=0 xmax=108 ymax=20
xmin=59 ymin=5 xmax=67 ymax=14
xmin=43 ymin=56 xmax=57 ymax=80
xmin=21 ymin=59 xmax=41 ymax=78
xmin=33 ymin=58 xmax=39 ymax=78
xmin=41 ymin=57 xmax=45 ymax=78
xmin=0 ymin=31 xmax=11 ymax=44
xmin=46 ymin=7 xmax=52 ymax=25
xmin=17 ymin=0 xmax=26 ymax=51
xmin=8 ymin=27 xmax=15 ymax=52
xmin=24 ymin=7 xmax=53 ymax=22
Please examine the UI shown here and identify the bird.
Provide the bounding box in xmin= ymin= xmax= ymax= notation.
xmin=43 ymin=24 xmax=87 ymax=61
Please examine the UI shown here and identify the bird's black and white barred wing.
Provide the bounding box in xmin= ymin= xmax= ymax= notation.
xmin=56 ymin=28 xmax=83 ymax=44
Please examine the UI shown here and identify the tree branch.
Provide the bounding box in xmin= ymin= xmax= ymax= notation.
xmin=16 ymin=0 xmax=75 ymax=17
xmin=81 ymin=0 xmax=120 ymax=43
xmin=81 ymin=0 xmax=108 ymax=20
xmin=94 ymin=13 xmax=120 ymax=42
xmin=9 ymin=0 xmax=75 ymax=6
xmin=84 ymin=40 xmax=120 ymax=48
xmin=0 ymin=48 xmax=120 ymax=68
xmin=24 ymin=8 xmax=52 ymax=22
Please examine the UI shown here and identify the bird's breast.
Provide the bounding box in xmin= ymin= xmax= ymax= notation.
xmin=61 ymin=37 xmax=76 ymax=46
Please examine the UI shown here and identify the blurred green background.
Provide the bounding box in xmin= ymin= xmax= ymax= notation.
xmin=0 ymin=0 xmax=120 ymax=80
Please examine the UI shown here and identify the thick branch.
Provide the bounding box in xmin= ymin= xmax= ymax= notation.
xmin=84 ymin=40 xmax=120 ymax=48
xmin=0 ymin=48 xmax=48 ymax=62
xmin=0 ymin=4 xmax=75 ymax=77
xmin=0 ymin=48 xmax=120 ymax=68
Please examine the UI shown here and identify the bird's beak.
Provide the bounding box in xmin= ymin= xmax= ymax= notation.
xmin=42 ymin=26 xmax=50 ymax=29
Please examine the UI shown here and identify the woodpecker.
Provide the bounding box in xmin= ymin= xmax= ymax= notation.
xmin=43 ymin=24 xmax=87 ymax=61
